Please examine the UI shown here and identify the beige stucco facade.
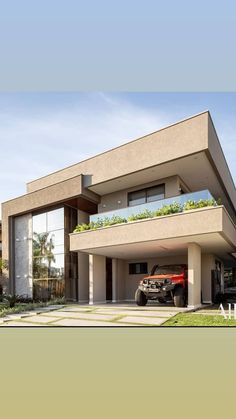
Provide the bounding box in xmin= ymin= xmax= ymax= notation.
xmin=1 ymin=111 xmax=236 ymax=308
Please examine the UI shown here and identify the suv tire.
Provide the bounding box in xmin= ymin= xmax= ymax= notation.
xmin=135 ymin=289 xmax=147 ymax=306
xmin=173 ymin=287 xmax=185 ymax=307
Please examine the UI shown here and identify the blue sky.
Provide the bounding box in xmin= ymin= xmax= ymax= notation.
xmin=1 ymin=2 xmax=236 ymax=91
xmin=0 ymin=92 xmax=236 ymax=217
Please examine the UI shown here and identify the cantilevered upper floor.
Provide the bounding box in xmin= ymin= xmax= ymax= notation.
xmin=24 ymin=111 xmax=236 ymax=221
xmin=2 ymin=111 xmax=236 ymax=246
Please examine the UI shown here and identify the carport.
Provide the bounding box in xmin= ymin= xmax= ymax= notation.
xmin=70 ymin=206 xmax=236 ymax=308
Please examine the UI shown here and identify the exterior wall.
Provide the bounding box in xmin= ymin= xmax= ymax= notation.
xmin=77 ymin=210 xmax=89 ymax=302
xmin=98 ymin=176 xmax=181 ymax=213
xmin=14 ymin=214 xmax=33 ymax=298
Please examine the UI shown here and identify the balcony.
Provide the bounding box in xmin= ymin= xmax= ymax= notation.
xmin=90 ymin=189 xmax=215 ymax=223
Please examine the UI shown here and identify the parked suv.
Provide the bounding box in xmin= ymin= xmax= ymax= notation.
xmin=135 ymin=264 xmax=188 ymax=307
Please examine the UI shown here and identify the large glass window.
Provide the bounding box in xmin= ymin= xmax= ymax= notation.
xmin=128 ymin=184 xmax=165 ymax=207
xmin=128 ymin=190 xmax=146 ymax=207
xmin=32 ymin=207 xmax=67 ymax=301
xmin=32 ymin=206 xmax=78 ymax=301
xmin=146 ymin=185 xmax=165 ymax=203
xmin=47 ymin=208 xmax=64 ymax=231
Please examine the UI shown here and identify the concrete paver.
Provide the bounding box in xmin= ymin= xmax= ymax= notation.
xmin=19 ymin=315 xmax=59 ymax=324
xmin=42 ymin=311 xmax=117 ymax=321
xmin=0 ymin=303 xmax=184 ymax=326
xmin=118 ymin=316 xmax=168 ymax=325
xmin=1 ymin=321 xmax=47 ymax=326
xmin=95 ymin=309 xmax=174 ymax=317
xmin=58 ymin=306 xmax=94 ymax=312
xmin=51 ymin=318 xmax=133 ymax=326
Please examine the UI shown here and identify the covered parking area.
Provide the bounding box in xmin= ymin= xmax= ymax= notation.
xmin=70 ymin=206 xmax=236 ymax=308
xmin=87 ymin=238 xmax=231 ymax=308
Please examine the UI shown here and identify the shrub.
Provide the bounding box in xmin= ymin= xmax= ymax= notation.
xmin=183 ymin=198 xmax=217 ymax=211
xmin=154 ymin=202 xmax=183 ymax=217
xmin=74 ymin=215 xmax=127 ymax=233
xmin=2 ymin=294 xmax=24 ymax=308
xmin=128 ymin=209 xmax=154 ymax=222
xmin=74 ymin=223 xmax=91 ymax=233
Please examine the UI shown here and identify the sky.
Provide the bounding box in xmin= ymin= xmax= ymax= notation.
xmin=1 ymin=1 xmax=236 ymax=92
xmin=0 ymin=92 xmax=236 ymax=218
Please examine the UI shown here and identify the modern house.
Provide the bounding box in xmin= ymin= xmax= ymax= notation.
xmin=1 ymin=111 xmax=236 ymax=308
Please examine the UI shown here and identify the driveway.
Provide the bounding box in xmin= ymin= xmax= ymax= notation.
xmin=0 ymin=303 xmax=191 ymax=327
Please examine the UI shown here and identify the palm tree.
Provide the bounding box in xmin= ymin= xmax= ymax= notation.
xmin=33 ymin=232 xmax=55 ymax=278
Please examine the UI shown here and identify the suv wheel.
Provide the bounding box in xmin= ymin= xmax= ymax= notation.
xmin=173 ymin=287 xmax=185 ymax=307
xmin=135 ymin=289 xmax=147 ymax=306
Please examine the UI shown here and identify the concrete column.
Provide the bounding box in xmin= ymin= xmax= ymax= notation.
xmin=112 ymin=258 xmax=118 ymax=303
xmin=89 ymin=254 xmax=106 ymax=305
xmin=201 ymin=254 xmax=215 ymax=303
xmin=188 ymin=243 xmax=202 ymax=308
xmin=78 ymin=210 xmax=89 ymax=303
xmin=78 ymin=252 xmax=89 ymax=303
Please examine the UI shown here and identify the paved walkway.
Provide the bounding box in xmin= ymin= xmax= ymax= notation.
xmin=0 ymin=303 xmax=190 ymax=327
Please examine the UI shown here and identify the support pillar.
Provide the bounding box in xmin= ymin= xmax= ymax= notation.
xmin=89 ymin=254 xmax=106 ymax=305
xmin=201 ymin=254 xmax=215 ymax=304
xmin=188 ymin=243 xmax=202 ymax=308
xmin=112 ymin=258 xmax=118 ymax=303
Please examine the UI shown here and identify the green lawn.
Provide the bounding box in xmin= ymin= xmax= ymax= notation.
xmin=163 ymin=313 xmax=236 ymax=326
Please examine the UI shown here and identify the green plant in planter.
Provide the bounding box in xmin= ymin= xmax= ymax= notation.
xmin=74 ymin=215 xmax=127 ymax=233
xmin=128 ymin=209 xmax=154 ymax=222
xmin=154 ymin=202 xmax=183 ymax=217
xmin=183 ymin=198 xmax=217 ymax=211
xmin=105 ymin=215 xmax=127 ymax=226
xmin=182 ymin=200 xmax=197 ymax=211
xmin=74 ymin=223 xmax=91 ymax=233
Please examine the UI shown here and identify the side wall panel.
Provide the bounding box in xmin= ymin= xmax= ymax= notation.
xmin=14 ymin=214 xmax=33 ymax=298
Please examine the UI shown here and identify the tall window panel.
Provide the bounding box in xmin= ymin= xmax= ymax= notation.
xmin=32 ymin=206 xmax=78 ymax=301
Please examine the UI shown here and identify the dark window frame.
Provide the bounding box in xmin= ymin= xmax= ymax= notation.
xmin=128 ymin=184 xmax=165 ymax=207
xmin=129 ymin=262 xmax=148 ymax=275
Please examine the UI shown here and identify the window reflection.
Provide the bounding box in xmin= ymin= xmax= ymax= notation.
xmin=48 ymin=254 xmax=64 ymax=279
xmin=32 ymin=208 xmax=65 ymax=300
xmin=32 ymin=206 xmax=78 ymax=301
xmin=47 ymin=208 xmax=64 ymax=231
xmin=32 ymin=213 xmax=47 ymax=234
